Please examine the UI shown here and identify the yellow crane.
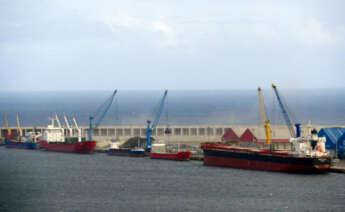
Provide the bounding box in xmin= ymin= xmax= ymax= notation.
xmin=4 ymin=112 xmax=11 ymax=137
xmin=257 ymin=87 xmax=271 ymax=145
xmin=16 ymin=113 xmax=23 ymax=137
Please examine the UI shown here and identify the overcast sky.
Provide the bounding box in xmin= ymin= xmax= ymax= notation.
xmin=1 ymin=0 xmax=344 ymax=91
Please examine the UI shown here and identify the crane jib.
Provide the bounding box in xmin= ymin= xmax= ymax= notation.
xmin=88 ymin=90 xmax=118 ymax=141
xmin=272 ymin=84 xmax=296 ymax=138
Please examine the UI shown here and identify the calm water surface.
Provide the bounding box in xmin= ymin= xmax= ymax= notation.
xmin=0 ymin=147 xmax=344 ymax=212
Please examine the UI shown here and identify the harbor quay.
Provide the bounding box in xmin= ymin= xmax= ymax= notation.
xmin=1 ymin=124 xmax=343 ymax=147
xmin=2 ymin=124 xmax=345 ymax=172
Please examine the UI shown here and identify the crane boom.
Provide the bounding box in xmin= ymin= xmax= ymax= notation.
xmin=72 ymin=116 xmax=80 ymax=130
xmin=63 ymin=112 xmax=73 ymax=136
xmin=257 ymin=88 xmax=271 ymax=145
xmin=16 ymin=113 xmax=23 ymax=137
xmin=272 ymin=83 xmax=296 ymax=138
xmin=4 ymin=113 xmax=11 ymax=136
xmin=88 ymin=90 xmax=117 ymax=141
xmin=152 ymin=90 xmax=168 ymax=130
xmin=146 ymin=90 xmax=168 ymax=151
xmin=55 ymin=113 xmax=62 ymax=128
xmin=258 ymin=88 xmax=267 ymax=126
xmin=54 ymin=113 xmax=65 ymax=136
xmin=72 ymin=116 xmax=82 ymax=142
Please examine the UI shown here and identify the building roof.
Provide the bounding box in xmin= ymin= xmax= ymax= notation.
xmin=221 ymin=128 xmax=240 ymax=141
xmin=222 ymin=126 xmax=291 ymax=143
xmin=239 ymin=129 xmax=257 ymax=142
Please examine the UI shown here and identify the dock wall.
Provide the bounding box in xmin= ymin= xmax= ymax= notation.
xmin=2 ymin=125 xmax=344 ymax=145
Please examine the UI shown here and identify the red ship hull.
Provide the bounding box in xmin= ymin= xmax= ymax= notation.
xmin=201 ymin=143 xmax=331 ymax=173
xmin=149 ymin=151 xmax=192 ymax=161
xmin=40 ymin=141 xmax=96 ymax=154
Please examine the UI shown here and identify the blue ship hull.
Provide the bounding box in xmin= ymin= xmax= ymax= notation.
xmin=25 ymin=142 xmax=40 ymax=149
xmin=106 ymin=148 xmax=146 ymax=157
xmin=5 ymin=139 xmax=40 ymax=149
xmin=5 ymin=139 xmax=26 ymax=149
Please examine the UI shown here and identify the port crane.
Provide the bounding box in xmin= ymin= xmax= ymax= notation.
xmin=88 ymin=90 xmax=117 ymax=141
xmin=257 ymin=88 xmax=271 ymax=145
xmin=272 ymin=83 xmax=301 ymax=138
xmin=146 ymin=90 xmax=168 ymax=151
xmin=16 ymin=113 xmax=23 ymax=139
xmin=4 ymin=113 xmax=11 ymax=137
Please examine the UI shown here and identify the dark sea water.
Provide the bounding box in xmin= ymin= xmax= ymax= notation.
xmin=0 ymin=147 xmax=344 ymax=212
xmin=0 ymin=89 xmax=345 ymax=127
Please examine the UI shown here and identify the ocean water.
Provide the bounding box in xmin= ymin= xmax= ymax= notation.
xmin=0 ymin=89 xmax=345 ymax=127
xmin=0 ymin=147 xmax=344 ymax=212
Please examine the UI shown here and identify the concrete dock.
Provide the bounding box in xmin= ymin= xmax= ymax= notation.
xmin=2 ymin=124 xmax=345 ymax=173
xmin=2 ymin=124 xmax=341 ymax=146
xmin=330 ymin=159 xmax=345 ymax=173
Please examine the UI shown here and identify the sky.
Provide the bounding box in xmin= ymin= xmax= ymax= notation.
xmin=1 ymin=0 xmax=345 ymax=91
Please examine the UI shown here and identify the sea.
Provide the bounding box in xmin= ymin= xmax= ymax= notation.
xmin=0 ymin=89 xmax=345 ymax=127
xmin=0 ymin=147 xmax=344 ymax=212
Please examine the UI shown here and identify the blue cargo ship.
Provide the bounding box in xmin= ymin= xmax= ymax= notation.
xmin=106 ymin=148 xmax=146 ymax=157
xmin=24 ymin=141 xmax=40 ymax=149
xmin=5 ymin=131 xmax=41 ymax=150
xmin=4 ymin=112 xmax=41 ymax=150
xmin=5 ymin=139 xmax=40 ymax=149
xmin=5 ymin=139 xmax=26 ymax=149
xmin=23 ymin=131 xmax=41 ymax=149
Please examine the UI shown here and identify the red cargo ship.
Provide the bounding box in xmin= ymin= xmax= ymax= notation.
xmin=40 ymin=115 xmax=96 ymax=154
xmin=149 ymin=151 xmax=191 ymax=161
xmin=149 ymin=144 xmax=191 ymax=161
xmin=201 ymin=141 xmax=331 ymax=173
xmin=201 ymin=85 xmax=332 ymax=173
xmin=40 ymin=140 xmax=96 ymax=153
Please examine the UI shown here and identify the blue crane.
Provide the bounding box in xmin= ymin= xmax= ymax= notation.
xmin=88 ymin=90 xmax=117 ymax=141
xmin=146 ymin=90 xmax=168 ymax=151
xmin=271 ymin=84 xmax=301 ymax=138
